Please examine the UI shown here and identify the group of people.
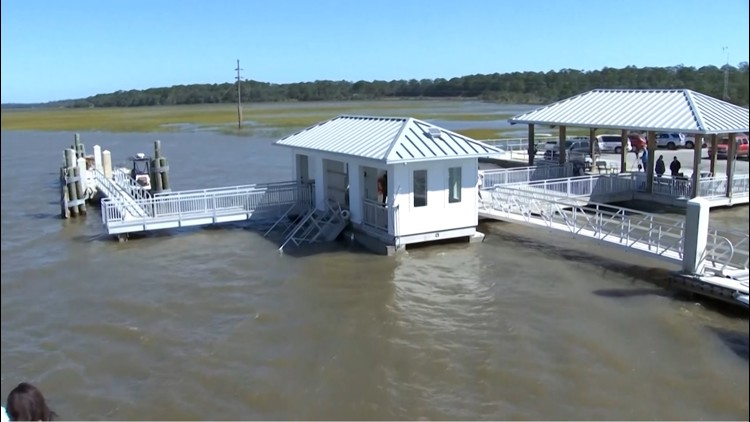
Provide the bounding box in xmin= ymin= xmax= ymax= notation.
xmin=634 ymin=147 xmax=682 ymax=177
xmin=1 ymin=382 xmax=55 ymax=421
xmin=655 ymin=155 xmax=682 ymax=177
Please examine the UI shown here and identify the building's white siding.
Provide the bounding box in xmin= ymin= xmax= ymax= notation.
xmin=290 ymin=148 xmax=481 ymax=244
xmin=391 ymin=157 xmax=478 ymax=237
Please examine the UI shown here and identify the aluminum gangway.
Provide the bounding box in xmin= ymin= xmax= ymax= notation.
xmin=100 ymin=180 xmax=313 ymax=235
xmin=94 ymin=170 xmax=149 ymax=220
xmin=479 ymin=185 xmax=749 ymax=298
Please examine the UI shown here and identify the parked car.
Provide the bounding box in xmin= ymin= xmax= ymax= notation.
xmin=596 ymin=134 xmax=631 ymax=153
xmin=712 ymin=134 xmax=750 ymax=159
xmin=655 ymin=133 xmax=687 ymax=150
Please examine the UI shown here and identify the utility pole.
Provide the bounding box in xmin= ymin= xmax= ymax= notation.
xmin=722 ymin=47 xmax=729 ymax=100
xmin=235 ymin=59 xmax=243 ymax=129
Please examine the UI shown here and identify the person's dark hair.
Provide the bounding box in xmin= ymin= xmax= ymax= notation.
xmin=6 ymin=382 xmax=56 ymax=421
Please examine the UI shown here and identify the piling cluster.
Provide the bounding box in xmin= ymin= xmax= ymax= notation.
xmin=59 ymin=134 xmax=170 ymax=219
xmin=151 ymin=140 xmax=170 ymax=193
xmin=59 ymin=134 xmax=89 ymax=218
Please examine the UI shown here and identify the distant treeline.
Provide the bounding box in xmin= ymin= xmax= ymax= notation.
xmin=38 ymin=63 xmax=750 ymax=108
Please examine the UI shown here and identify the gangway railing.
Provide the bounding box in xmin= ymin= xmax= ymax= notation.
xmin=94 ymin=170 xmax=148 ymax=222
xmin=485 ymin=185 xmax=748 ymax=272
xmin=113 ymin=170 xmax=152 ymax=201
xmin=480 ymin=164 xmax=573 ymax=188
xmin=100 ymin=181 xmax=312 ymax=234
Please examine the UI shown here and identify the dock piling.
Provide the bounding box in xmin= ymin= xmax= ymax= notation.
xmin=151 ymin=140 xmax=164 ymax=193
xmin=150 ymin=140 xmax=170 ymax=192
xmin=64 ymin=149 xmax=80 ymax=217
xmin=102 ymin=150 xmax=113 ymax=179
xmin=59 ymin=165 xmax=70 ymax=219
xmin=72 ymin=133 xmax=86 ymax=158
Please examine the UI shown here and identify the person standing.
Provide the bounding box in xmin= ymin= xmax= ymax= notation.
xmin=655 ymin=155 xmax=666 ymax=177
xmin=640 ymin=148 xmax=649 ymax=172
xmin=670 ymin=156 xmax=682 ymax=177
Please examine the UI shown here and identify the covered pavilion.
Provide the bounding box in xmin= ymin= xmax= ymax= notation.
xmin=509 ymin=89 xmax=749 ymax=198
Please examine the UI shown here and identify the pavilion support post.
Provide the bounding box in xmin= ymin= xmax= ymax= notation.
xmin=691 ymin=135 xmax=703 ymax=198
xmin=527 ymin=124 xmax=535 ymax=166
xmin=620 ymin=129 xmax=628 ymax=173
xmin=558 ymin=126 xmax=566 ymax=165
xmin=709 ymin=134 xmax=718 ymax=177
xmin=589 ymin=128 xmax=597 ymax=169
xmin=726 ymin=133 xmax=736 ymax=198
xmin=646 ymin=131 xmax=656 ymax=193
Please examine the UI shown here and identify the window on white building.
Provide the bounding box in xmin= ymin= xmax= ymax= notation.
xmin=448 ymin=167 xmax=461 ymax=203
xmin=413 ymin=170 xmax=427 ymax=207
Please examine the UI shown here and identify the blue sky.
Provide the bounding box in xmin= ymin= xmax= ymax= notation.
xmin=2 ymin=0 xmax=748 ymax=103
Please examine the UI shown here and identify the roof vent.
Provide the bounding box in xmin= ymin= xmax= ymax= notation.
xmin=427 ymin=127 xmax=443 ymax=138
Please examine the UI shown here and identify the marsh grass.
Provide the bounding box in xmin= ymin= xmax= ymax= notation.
xmin=1 ymin=101 xmax=518 ymax=134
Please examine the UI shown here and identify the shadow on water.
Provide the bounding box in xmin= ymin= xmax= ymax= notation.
xmin=482 ymin=224 xmax=749 ymax=314
xmin=29 ymin=212 xmax=60 ymax=220
xmin=707 ymin=326 xmax=749 ymax=361
xmin=592 ymin=287 xmax=670 ymax=298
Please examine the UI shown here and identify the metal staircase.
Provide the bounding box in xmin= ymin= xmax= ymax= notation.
xmin=277 ymin=200 xmax=350 ymax=253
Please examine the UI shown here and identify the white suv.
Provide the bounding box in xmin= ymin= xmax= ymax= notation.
xmin=596 ymin=134 xmax=632 ymax=153
xmin=655 ymin=133 xmax=687 ymax=150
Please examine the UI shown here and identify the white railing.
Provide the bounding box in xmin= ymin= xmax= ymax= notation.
xmin=113 ymin=170 xmax=152 ymax=201
xmin=100 ymin=182 xmax=313 ymax=229
xmin=94 ymin=170 xmax=148 ymax=222
xmin=730 ymin=174 xmax=750 ymax=197
xmin=487 ymin=185 xmax=749 ymax=273
xmin=363 ymin=198 xmax=388 ymax=231
xmin=481 ymin=137 xmax=549 ymax=152
xmin=485 ymin=173 xmax=634 ymax=200
xmin=152 ymin=180 xmax=301 ymax=198
xmin=480 ymin=163 xmax=573 ymax=188
xmin=489 ymin=186 xmax=686 ymax=261
xmin=488 ymin=170 xmax=748 ymax=202
xmin=705 ymin=229 xmax=749 ymax=272
xmin=633 ymin=173 xmax=750 ymax=200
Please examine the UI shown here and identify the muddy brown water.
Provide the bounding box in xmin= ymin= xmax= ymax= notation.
xmin=1 ymin=130 xmax=747 ymax=420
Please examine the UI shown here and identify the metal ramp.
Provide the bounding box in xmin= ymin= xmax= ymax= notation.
xmin=99 ymin=181 xmax=313 ymax=235
xmin=480 ymin=185 xmax=749 ymax=295
xmin=93 ymin=170 xmax=149 ymax=220
xmin=277 ymin=200 xmax=351 ymax=253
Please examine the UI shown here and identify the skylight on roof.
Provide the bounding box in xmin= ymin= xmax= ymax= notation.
xmin=427 ymin=127 xmax=443 ymax=138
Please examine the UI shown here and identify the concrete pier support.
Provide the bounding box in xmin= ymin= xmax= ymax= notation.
xmin=682 ymin=198 xmax=710 ymax=275
xmin=77 ymin=157 xmax=88 ymax=194
xmin=102 ymin=150 xmax=113 ymax=179
xmin=93 ymin=145 xmax=103 ymax=172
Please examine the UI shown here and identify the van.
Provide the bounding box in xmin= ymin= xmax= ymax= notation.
xmin=596 ymin=134 xmax=632 ymax=153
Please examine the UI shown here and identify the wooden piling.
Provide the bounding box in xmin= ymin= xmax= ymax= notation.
xmin=73 ymin=167 xmax=87 ymax=215
xmin=150 ymin=140 xmax=170 ymax=192
xmin=60 ymin=166 xmax=70 ymax=219
xmin=159 ymin=157 xmax=170 ymax=191
xmin=151 ymin=140 xmax=163 ymax=193
xmin=73 ymin=133 xmax=86 ymax=158
xmin=64 ymin=149 xmax=79 ymax=217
